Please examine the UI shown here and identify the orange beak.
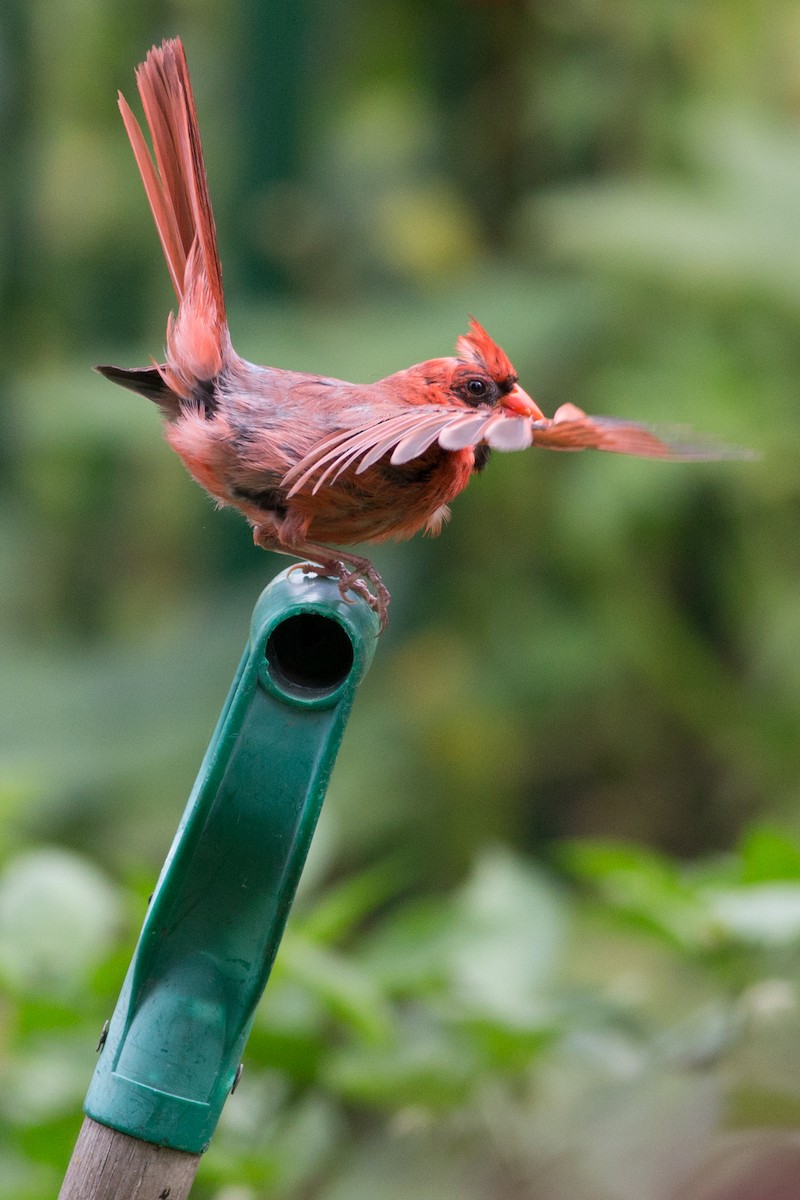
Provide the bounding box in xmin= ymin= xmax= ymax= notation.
xmin=502 ymin=383 xmax=545 ymax=420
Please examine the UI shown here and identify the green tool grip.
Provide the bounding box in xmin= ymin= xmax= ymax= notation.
xmin=84 ymin=568 xmax=379 ymax=1153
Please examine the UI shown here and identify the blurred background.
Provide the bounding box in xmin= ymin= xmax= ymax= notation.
xmin=2 ymin=0 xmax=800 ymax=1196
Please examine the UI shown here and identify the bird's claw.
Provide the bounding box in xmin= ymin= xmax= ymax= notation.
xmin=288 ymin=559 xmax=390 ymax=632
xmin=336 ymin=566 xmax=391 ymax=633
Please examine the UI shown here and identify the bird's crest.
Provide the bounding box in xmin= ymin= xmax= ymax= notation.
xmin=456 ymin=318 xmax=516 ymax=384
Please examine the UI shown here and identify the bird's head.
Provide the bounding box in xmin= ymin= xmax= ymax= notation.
xmin=452 ymin=318 xmax=543 ymax=416
xmin=392 ymin=318 xmax=544 ymax=417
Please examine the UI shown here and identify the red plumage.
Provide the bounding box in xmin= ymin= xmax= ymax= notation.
xmin=98 ymin=39 xmax=733 ymax=629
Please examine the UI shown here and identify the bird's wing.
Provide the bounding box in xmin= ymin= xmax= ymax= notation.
xmin=283 ymin=402 xmax=741 ymax=497
xmin=283 ymin=405 xmax=532 ymax=496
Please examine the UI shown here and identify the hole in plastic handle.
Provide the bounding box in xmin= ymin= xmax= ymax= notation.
xmin=265 ymin=613 xmax=355 ymax=696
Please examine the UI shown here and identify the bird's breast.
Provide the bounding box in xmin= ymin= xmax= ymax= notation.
xmin=295 ymin=443 xmax=476 ymax=545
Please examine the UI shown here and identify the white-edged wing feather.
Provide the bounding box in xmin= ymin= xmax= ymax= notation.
xmin=284 ymin=405 xmax=503 ymax=497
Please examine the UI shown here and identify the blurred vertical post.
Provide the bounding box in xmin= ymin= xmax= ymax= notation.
xmin=59 ymin=570 xmax=379 ymax=1199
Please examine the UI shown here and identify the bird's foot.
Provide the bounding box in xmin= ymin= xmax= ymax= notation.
xmin=336 ymin=562 xmax=391 ymax=632
xmin=289 ymin=557 xmax=391 ymax=632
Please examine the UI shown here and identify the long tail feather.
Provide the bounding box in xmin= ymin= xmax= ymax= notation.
xmin=119 ymin=38 xmax=229 ymax=391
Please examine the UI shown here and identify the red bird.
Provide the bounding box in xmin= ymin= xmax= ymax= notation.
xmin=99 ymin=39 xmax=722 ymax=629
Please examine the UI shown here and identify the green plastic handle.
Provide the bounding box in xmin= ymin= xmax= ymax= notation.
xmin=84 ymin=568 xmax=379 ymax=1153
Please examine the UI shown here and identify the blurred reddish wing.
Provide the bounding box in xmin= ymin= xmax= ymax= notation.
xmin=533 ymin=404 xmax=747 ymax=459
xmin=533 ymin=415 xmax=673 ymax=457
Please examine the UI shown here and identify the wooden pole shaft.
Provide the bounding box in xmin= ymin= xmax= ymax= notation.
xmin=59 ymin=1117 xmax=201 ymax=1200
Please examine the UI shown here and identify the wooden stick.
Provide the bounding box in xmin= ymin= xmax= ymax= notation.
xmin=59 ymin=1117 xmax=201 ymax=1200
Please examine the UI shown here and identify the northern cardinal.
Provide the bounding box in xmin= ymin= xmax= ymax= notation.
xmin=99 ymin=39 xmax=727 ymax=629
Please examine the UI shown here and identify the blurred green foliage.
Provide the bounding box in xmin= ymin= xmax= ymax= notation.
xmin=1 ymin=0 xmax=800 ymax=1196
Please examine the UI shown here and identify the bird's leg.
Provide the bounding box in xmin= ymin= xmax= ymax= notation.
xmin=253 ymin=525 xmax=391 ymax=631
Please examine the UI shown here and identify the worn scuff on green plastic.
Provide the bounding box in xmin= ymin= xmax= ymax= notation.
xmin=84 ymin=567 xmax=378 ymax=1152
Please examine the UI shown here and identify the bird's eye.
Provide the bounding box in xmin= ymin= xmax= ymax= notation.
xmin=466 ymin=378 xmax=488 ymax=398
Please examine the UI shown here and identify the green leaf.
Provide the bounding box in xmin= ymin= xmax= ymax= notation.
xmin=277 ymin=934 xmax=392 ymax=1043
xmin=297 ymin=856 xmax=412 ymax=945
xmin=0 ymin=1032 xmax=89 ymax=1125
xmin=358 ymin=898 xmax=456 ymax=995
xmin=324 ymin=1018 xmax=477 ymax=1109
xmin=458 ymin=1015 xmax=555 ymax=1072
xmin=0 ymin=848 xmax=123 ymax=996
xmin=561 ymin=840 xmax=711 ymax=950
xmin=739 ymin=827 xmax=800 ymax=883
xmin=449 ymin=847 xmax=568 ymax=1023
